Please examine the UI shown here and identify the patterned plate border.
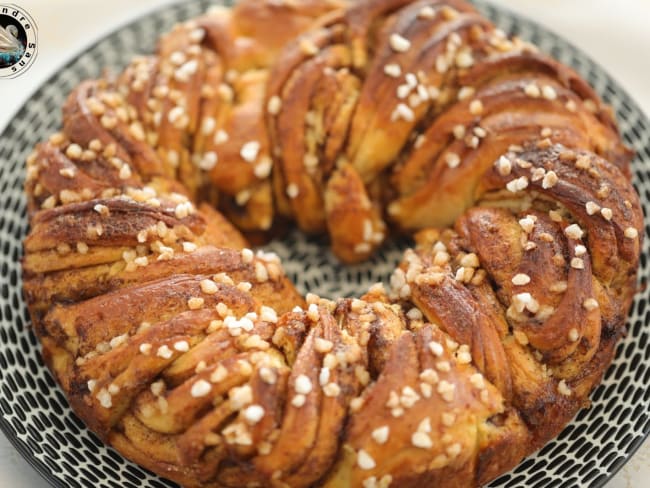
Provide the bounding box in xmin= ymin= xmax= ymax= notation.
xmin=0 ymin=1 xmax=649 ymax=487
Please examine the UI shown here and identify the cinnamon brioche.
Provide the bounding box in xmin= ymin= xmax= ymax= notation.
xmin=22 ymin=0 xmax=642 ymax=487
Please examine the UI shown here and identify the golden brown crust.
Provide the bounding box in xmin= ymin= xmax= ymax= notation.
xmin=21 ymin=0 xmax=643 ymax=487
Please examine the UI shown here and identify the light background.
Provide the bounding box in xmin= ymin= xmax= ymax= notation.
xmin=0 ymin=1 xmax=649 ymax=486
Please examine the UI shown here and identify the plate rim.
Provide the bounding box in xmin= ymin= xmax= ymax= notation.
xmin=0 ymin=0 xmax=649 ymax=487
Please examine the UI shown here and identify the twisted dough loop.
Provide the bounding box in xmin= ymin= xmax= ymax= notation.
xmin=22 ymin=0 xmax=642 ymax=487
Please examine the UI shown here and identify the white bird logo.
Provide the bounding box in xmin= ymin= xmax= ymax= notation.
xmin=0 ymin=24 xmax=23 ymax=55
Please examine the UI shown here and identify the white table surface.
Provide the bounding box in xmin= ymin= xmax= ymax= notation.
xmin=1 ymin=1 xmax=649 ymax=486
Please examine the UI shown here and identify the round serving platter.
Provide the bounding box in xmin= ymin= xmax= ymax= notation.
xmin=0 ymin=1 xmax=649 ymax=486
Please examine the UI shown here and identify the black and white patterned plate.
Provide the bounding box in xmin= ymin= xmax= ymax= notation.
xmin=1 ymin=1 xmax=649 ymax=487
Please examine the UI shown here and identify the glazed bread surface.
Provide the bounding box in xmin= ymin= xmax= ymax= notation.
xmin=22 ymin=0 xmax=642 ymax=487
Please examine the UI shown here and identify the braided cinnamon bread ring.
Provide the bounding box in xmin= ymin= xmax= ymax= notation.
xmin=22 ymin=0 xmax=642 ymax=487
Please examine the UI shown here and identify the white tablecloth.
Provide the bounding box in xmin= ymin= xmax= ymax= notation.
xmin=1 ymin=1 xmax=648 ymax=486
